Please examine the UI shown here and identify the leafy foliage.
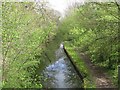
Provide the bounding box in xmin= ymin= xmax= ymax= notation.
xmin=60 ymin=2 xmax=119 ymax=87
xmin=2 ymin=2 xmax=58 ymax=88
xmin=2 ymin=1 xmax=119 ymax=88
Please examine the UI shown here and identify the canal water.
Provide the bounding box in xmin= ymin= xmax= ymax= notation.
xmin=40 ymin=44 xmax=83 ymax=88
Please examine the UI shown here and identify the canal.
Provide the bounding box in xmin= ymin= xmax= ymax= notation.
xmin=40 ymin=44 xmax=83 ymax=88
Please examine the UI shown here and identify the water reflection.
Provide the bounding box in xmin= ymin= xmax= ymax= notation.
xmin=41 ymin=48 xmax=82 ymax=88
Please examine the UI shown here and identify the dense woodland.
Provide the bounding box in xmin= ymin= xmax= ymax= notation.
xmin=2 ymin=1 xmax=120 ymax=88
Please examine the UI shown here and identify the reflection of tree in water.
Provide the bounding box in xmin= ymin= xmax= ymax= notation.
xmin=64 ymin=58 xmax=82 ymax=88
xmin=55 ymin=48 xmax=65 ymax=59
xmin=40 ymin=48 xmax=82 ymax=88
xmin=41 ymin=69 xmax=57 ymax=88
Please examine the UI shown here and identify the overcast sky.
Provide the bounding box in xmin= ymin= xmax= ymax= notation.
xmin=47 ymin=0 xmax=118 ymax=17
xmin=47 ymin=0 xmax=84 ymax=17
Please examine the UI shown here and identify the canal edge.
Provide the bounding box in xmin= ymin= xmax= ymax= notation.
xmin=63 ymin=45 xmax=84 ymax=88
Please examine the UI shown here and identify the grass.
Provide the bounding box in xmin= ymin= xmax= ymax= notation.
xmin=64 ymin=42 xmax=96 ymax=88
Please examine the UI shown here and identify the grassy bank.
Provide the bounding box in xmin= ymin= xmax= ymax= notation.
xmin=64 ymin=42 xmax=96 ymax=88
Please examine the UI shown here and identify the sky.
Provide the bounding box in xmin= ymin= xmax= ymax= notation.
xmin=48 ymin=0 xmax=68 ymax=15
xmin=47 ymin=0 xmax=118 ymax=17
xmin=47 ymin=0 xmax=84 ymax=17
xmin=34 ymin=0 xmax=118 ymax=18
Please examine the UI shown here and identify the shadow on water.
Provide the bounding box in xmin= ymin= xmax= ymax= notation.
xmin=40 ymin=44 xmax=83 ymax=88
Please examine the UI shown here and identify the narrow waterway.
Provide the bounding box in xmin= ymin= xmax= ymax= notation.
xmin=40 ymin=44 xmax=83 ymax=88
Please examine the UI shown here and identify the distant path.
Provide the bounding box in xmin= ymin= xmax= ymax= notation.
xmin=76 ymin=51 xmax=115 ymax=88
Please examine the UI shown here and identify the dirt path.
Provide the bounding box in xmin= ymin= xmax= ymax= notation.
xmin=77 ymin=52 xmax=115 ymax=88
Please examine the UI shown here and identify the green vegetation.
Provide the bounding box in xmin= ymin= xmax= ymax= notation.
xmin=2 ymin=1 xmax=119 ymax=88
xmin=2 ymin=2 xmax=59 ymax=88
xmin=64 ymin=43 xmax=96 ymax=88
xmin=59 ymin=2 xmax=119 ymax=87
